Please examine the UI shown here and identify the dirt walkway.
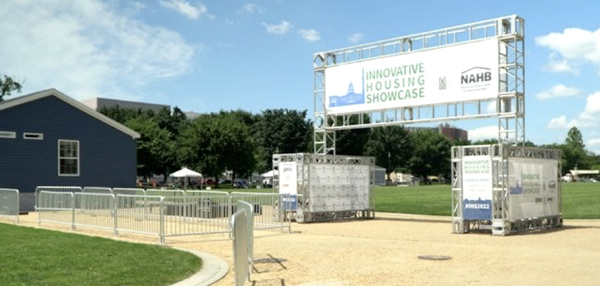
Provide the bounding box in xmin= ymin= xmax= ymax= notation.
xmin=12 ymin=213 xmax=600 ymax=285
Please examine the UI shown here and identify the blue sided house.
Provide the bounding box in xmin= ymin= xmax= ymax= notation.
xmin=0 ymin=88 xmax=140 ymax=211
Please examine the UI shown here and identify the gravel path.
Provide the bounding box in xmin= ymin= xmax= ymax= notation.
xmin=13 ymin=213 xmax=600 ymax=285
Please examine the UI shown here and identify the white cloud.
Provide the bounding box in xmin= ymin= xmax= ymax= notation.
xmin=348 ymin=33 xmax=363 ymax=44
xmin=536 ymin=27 xmax=600 ymax=75
xmin=239 ymin=3 xmax=265 ymax=14
xmin=544 ymin=58 xmax=579 ymax=75
xmin=468 ymin=125 xmax=498 ymax=142
xmin=579 ymin=92 xmax=600 ymax=122
xmin=547 ymin=115 xmax=573 ymax=129
xmin=159 ymin=0 xmax=213 ymax=20
xmin=262 ymin=21 xmax=292 ymax=35
xmin=299 ymin=29 xmax=320 ymax=42
xmin=0 ymin=0 xmax=195 ymax=100
xmin=535 ymin=84 xmax=581 ymax=100
xmin=588 ymin=137 xmax=600 ymax=147
xmin=546 ymin=92 xmax=600 ymax=129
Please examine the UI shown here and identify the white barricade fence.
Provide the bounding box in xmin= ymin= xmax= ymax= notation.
xmin=74 ymin=192 xmax=116 ymax=233
xmin=115 ymin=194 xmax=165 ymax=244
xmin=81 ymin=187 xmax=112 ymax=212
xmin=0 ymin=188 xmax=19 ymax=223
xmin=111 ymin=188 xmax=146 ymax=196
xmin=38 ymin=191 xmax=75 ymax=230
xmin=29 ymin=187 xmax=292 ymax=244
xmin=161 ymin=191 xmax=232 ymax=237
xmin=237 ymin=201 xmax=254 ymax=270
xmin=230 ymin=192 xmax=291 ymax=232
xmin=35 ymin=186 xmax=82 ymax=211
xmin=231 ymin=207 xmax=250 ymax=286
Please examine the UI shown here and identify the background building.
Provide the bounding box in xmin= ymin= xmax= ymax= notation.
xmin=82 ymin=97 xmax=170 ymax=112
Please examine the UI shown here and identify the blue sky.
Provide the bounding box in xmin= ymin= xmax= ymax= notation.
xmin=2 ymin=1 xmax=600 ymax=153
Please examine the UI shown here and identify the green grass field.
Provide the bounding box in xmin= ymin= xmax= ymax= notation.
xmin=374 ymin=183 xmax=600 ymax=219
xmin=0 ymin=224 xmax=202 ymax=286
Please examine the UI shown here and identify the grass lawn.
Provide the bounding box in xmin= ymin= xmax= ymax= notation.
xmin=374 ymin=183 xmax=600 ymax=219
xmin=0 ymin=224 xmax=202 ymax=286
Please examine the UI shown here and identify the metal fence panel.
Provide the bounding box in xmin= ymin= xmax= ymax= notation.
xmin=74 ymin=192 xmax=116 ymax=233
xmin=0 ymin=188 xmax=19 ymax=223
xmin=146 ymin=189 xmax=185 ymax=199
xmin=115 ymin=194 xmax=165 ymax=244
xmin=158 ymin=191 xmax=233 ymax=236
xmin=35 ymin=186 xmax=82 ymax=211
xmin=111 ymin=188 xmax=145 ymax=196
xmin=38 ymin=191 xmax=75 ymax=229
xmin=237 ymin=201 xmax=254 ymax=266
xmin=230 ymin=192 xmax=291 ymax=232
xmin=232 ymin=208 xmax=250 ymax=286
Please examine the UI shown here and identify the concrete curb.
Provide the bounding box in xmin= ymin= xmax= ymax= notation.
xmin=171 ymin=249 xmax=229 ymax=286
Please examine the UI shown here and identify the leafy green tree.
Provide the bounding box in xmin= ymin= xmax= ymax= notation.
xmin=0 ymin=75 xmax=22 ymax=101
xmin=335 ymin=114 xmax=371 ymax=156
xmin=563 ymin=127 xmax=592 ymax=172
xmin=179 ymin=112 xmax=256 ymax=186
xmin=100 ymin=106 xmax=186 ymax=177
xmin=125 ymin=117 xmax=172 ymax=177
xmin=408 ymin=130 xmax=452 ymax=183
xmin=253 ymin=109 xmax=312 ymax=172
xmin=364 ymin=125 xmax=413 ymax=180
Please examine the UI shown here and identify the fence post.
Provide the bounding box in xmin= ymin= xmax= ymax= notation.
xmin=70 ymin=193 xmax=75 ymax=230
xmin=159 ymin=197 xmax=165 ymax=245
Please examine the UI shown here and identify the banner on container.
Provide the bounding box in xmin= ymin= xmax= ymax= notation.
xmin=462 ymin=156 xmax=493 ymax=220
xmin=279 ymin=162 xmax=297 ymax=195
xmin=508 ymin=158 xmax=559 ymax=220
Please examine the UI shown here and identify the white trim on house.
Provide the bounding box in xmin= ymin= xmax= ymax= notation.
xmin=23 ymin=132 xmax=43 ymax=140
xmin=0 ymin=88 xmax=140 ymax=139
xmin=58 ymin=139 xmax=80 ymax=177
xmin=0 ymin=130 xmax=16 ymax=139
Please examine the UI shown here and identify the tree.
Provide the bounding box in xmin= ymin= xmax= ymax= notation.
xmin=0 ymin=75 xmax=22 ymax=101
xmin=562 ymin=127 xmax=592 ymax=172
xmin=100 ymin=106 xmax=185 ymax=177
xmin=364 ymin=125 xmax=414 ymax=180
xmin=253 ymin=109 xmax=312 ymax=172
xmin=125 ymin=117 xmax=172 ymax=178
xmin=408 ymin=130 xmax=452 ymax=183
xmin=178 ymin=112 xmax=256 ymax=186
xmin=335 ymin=114 xmax=371 ymax=156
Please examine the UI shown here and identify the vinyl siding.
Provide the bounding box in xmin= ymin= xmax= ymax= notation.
xmin=0 ymin=95 xmax=137 ymax=211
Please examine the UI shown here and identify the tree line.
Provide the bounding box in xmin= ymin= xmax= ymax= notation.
xmin=4 ymin=74 xmax=596 ymax=183
xmin=99 ymin=106 xmax=600 ymax=185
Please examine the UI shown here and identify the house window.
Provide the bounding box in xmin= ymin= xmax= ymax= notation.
xmin=0 ymin=131 xmax=16 ymax=139
xmin=58 ymin=140 xmax=79 ymax=176
xmin=24 ymin=132 xmax=44 ymax=140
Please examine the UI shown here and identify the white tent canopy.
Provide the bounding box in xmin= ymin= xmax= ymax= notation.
xmin=261 ymin=170 xmax=277 ymax=178
xmin=169 ymin=167 xmax=202 ymax=189
xmin=170 ymin=167 xmax=202 ymax=178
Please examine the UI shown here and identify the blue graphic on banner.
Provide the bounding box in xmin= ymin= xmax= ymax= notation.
xmin=282 ymin=195 xmax=297 ymax=210
xmin=463 ymin=198 xmax=492 ymax=220
xmin=509 ymin=181 xmax=523 ymax=195
xmin=329 ymin=70 xmax=365 ymax=107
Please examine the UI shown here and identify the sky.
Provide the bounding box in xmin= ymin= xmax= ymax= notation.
xmin=1 ymin=0 xmax=600 ymax=153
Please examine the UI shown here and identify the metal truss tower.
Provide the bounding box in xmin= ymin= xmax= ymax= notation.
xmin=313 ymin=15 xmax=525 ymax=154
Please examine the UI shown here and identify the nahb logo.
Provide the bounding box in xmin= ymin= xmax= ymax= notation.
xmin=461 ymin=67 xmax=492 ymax=85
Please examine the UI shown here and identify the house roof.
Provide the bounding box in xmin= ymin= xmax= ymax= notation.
xmin=0 ymin=88 xmax=140 ymax=139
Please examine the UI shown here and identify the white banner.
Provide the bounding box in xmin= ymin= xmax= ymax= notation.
xmin=325 ymin=39 xmax=499 ymax=113
xmin=461 ymin=156 xmax=493 ymax=220
xmin=279 ymin=162 xmax=297 ymax=195
xmin=508 ymin=158 xmax=559 ymax=220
